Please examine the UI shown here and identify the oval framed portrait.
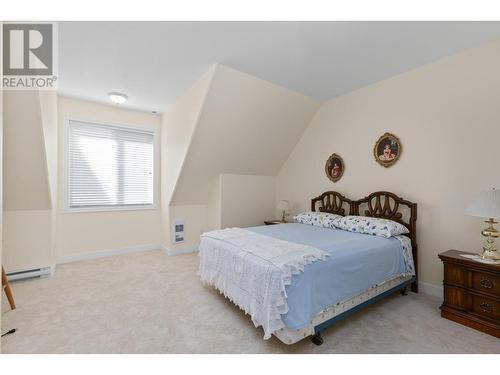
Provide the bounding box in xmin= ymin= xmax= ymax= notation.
xmin=325 ymin=153 xmax=344 ymax=183
xmin=374 ymin=132 xmax=401 ymax=168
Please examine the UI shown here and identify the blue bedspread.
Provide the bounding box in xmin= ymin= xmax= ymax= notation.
xmin=247 ymin=223 xmax=407 ymax=330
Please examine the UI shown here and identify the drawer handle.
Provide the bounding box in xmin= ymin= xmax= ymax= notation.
xmin=479 ymin=301 xmax=492 ymax=314
xmin=480 ymin=277 xmax=493 ymax=289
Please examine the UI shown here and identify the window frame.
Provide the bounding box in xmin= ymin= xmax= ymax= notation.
xmin=63 ymin=118 xmax=158 ymax=213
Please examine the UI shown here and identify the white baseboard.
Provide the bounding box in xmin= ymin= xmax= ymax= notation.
xmin=419 ymin=281 xmax=443 ymax=298
xmin=56 ymin=244 xmax=160 ymax=264
xmin=6 ymin=266 xmax=53 ymax=281
xmin=161 ymin=244 xmax=199 ymax=256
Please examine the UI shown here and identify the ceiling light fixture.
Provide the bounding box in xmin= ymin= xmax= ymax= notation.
xmin=108 ymin=92 xmax=128 ymax=104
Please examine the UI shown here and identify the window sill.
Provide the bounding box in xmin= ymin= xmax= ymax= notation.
xmin=63 ymin=205 xmax=157 ymax=213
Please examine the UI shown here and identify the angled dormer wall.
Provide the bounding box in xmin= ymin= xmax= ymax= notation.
xmin=3 ymin=91 xmax=52 ymax=211
xmin=161 ymin=66 xmax=216 ymax=249
xmin=162 ymin=65 xmax=320 ymax=253
xmin=38 ymin=91 xmax=59 ymax=208
xmin=171 ymin=65 xmax=321 ymax=205
xmin=2 ymin=90 xmax=57 ymax=271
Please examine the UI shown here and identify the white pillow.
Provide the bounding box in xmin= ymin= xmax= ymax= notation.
xmin=293 ymin=212 xmax=342 ymax=228
xmin=335 ymin=215 xmax=409 ymax=238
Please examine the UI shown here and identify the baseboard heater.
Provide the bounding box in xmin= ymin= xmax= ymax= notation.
xmin=6 ymin=267 xmax=52 ymax=281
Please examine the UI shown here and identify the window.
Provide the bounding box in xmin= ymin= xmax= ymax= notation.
xmin=66 ymin=120 xmax=155 ymax=211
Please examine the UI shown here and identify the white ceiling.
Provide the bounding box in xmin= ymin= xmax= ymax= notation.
xmin=59 ymin=22 xmax=500 ymax=113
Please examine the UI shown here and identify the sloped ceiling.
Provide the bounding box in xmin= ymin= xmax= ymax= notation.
xmin=170 ymin=65 xmax=320 ymax=205
xmin=58 ymin=22 xmax=500 ymax=112
xmin=3 ymin=91 xmax=52 ymax=210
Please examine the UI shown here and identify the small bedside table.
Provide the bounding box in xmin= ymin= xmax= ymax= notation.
xmin=439 ymin=250 xmax=500 ymax=338
xmin=264 ymin=220 xmax=289 ymax=225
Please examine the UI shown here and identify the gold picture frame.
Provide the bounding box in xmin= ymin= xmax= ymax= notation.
xmin=325 ymin=153 xmax=344 ymax=183
xmin=374 ymin=132 xmax=401 ymax=168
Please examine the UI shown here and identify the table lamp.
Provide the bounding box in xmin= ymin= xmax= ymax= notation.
xmin=277 ymin=200 xmax=290 ymax=222
xmin=465 ymin=188 xmax=500 ymax=260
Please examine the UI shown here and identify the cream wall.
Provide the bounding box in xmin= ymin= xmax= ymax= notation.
xmin=39 ymin=91 xmax=59 ymax=270
xmin=220 ymin=174 xmax=276 ymax=228
xmin=2 ymin=210 xmax=52 ymax=271
xmin=164 ymin=174 xmax=276 ymax=252
xmin=3 ymin=91 xmax=51 ymax=211
xmin=277 ymin=40 xmax=500 ymax=289
xmin=160 ymin=67 xmax=214 ymax=248
xmin=206 ymin=176 xmax=222 ymax=231
xmin=166 ymin=204 xmax=208 ymax=254
xmin=39 ymin=91 xmax=59 ymax=206
xmin=2 ymin=91 xmax=55 ymax=271
xmin=56 ymin=97 xmax=161 ymax=259
xmin=161 ymin=66 xmax=215 ymax=205
xmin=163 ymin=174 xmax=276 ymax=253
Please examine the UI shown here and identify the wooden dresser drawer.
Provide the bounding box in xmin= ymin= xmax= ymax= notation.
xmin=471 ymin=271 xmax=500 ymax=296
xmin=471 ymin=294 xmax=500 ymax=321
xmin=443 ymin=285 xmax=467 ymax=310
xmin=443 ymin=263 xmax=466 ymax=287
xmin=439 ymin=250 xmax=500 ymax=339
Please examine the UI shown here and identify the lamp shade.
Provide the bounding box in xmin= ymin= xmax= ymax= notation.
xmin=465 ymin=188 xmax=500 ymax=218
xmin=277 ymin=200 xmax=290 ymax=212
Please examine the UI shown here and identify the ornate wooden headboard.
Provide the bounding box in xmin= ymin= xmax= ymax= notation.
xmin=311 ymin=191 xmax=353 ymax=216
xmin=353 ymin=191 xmax=417 ymax=248
xmin=311 ymin=190 xmax=418 ymax=292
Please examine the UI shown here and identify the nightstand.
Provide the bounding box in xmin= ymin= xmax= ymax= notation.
xmin=439 ymin=250 xmax=500 ymax=338
xmin=264 ymin=220 xmax=289 ymax=225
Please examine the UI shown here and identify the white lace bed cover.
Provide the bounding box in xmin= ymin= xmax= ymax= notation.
xmin=198 ymin=229 xmax=415 ymax=340
xmin=198 ymin=228 xmax=330 ymax=339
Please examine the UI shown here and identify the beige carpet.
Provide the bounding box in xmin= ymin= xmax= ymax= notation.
xmin=1 ymin=250 xmax=499 ymax=353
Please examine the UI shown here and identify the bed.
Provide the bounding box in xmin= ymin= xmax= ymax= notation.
xmin=198 ymin=191 xmax=418 ymax=345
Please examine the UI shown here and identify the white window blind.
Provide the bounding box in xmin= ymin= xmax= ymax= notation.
xmin=67 ymin=120 xmax=154 ymax=210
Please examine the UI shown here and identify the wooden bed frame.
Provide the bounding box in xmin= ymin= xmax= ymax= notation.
xmin=202 ymin=190 xmax=418 ymax=346
xmin=288 ymin=190 xmax=418 ymax=345
xmin=311 ymin=190 xmax=418 ymax=293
